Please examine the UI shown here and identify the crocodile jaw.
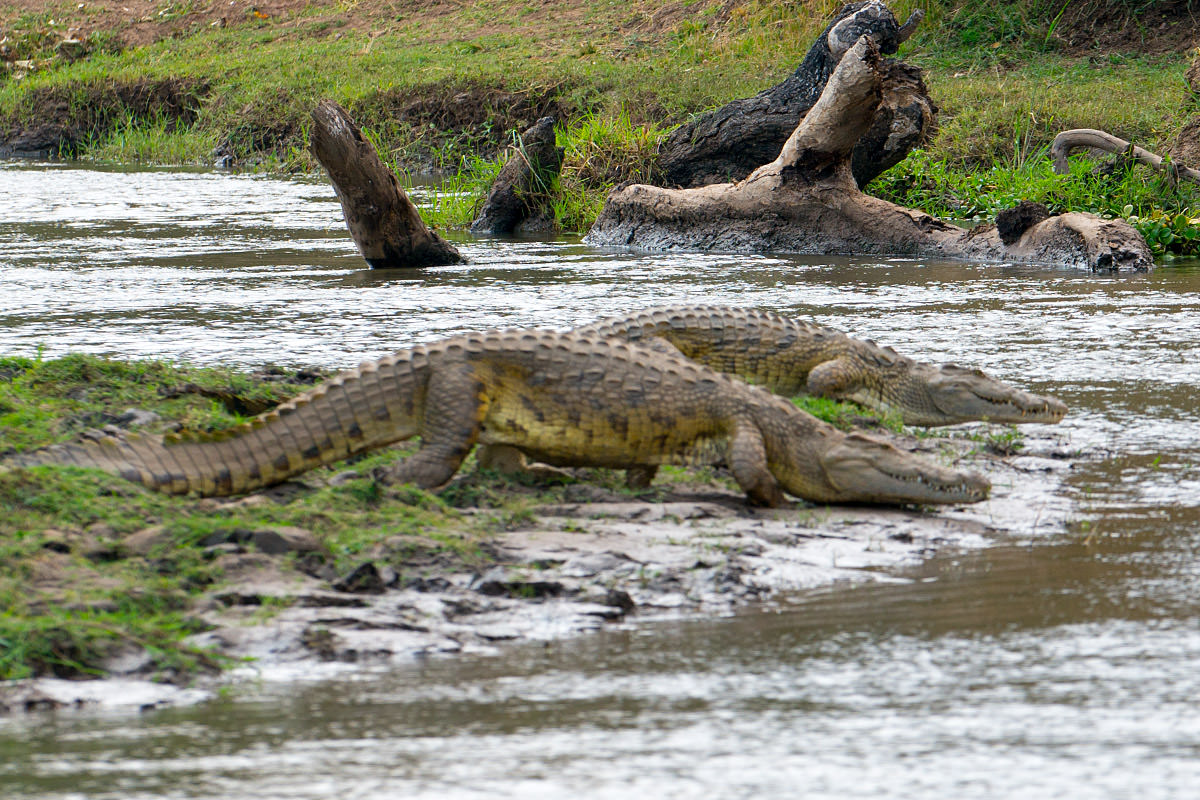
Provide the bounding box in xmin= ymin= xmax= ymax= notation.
xmin=916 ymin=365 xmax=1067 ymax=427
xmin=820 ymin=432 xmax=990 ymax=505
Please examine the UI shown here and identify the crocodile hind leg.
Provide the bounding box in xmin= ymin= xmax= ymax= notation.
xmin=728 ymin=421 xmax=785 ymax=507
xmin=374 ymin=365 xmax=486 ymax=489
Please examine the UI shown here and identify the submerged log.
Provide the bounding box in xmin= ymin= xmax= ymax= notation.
xmin=470 ymin=116 xmax=563 ymax=235
xmin=656 ymin=0 xmax=931 ymax=189
xmin=586 ymin=37 xmax=1152 ymax=272
xmin=310 ymin=99 xmax=462 ymax=269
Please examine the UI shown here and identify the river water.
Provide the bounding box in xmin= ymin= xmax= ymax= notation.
xmin=1 ymin=161 xmax=1198 ymax=798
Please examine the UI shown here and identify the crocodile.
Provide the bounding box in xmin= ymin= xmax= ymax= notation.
xmin=574 ymin=305 xmax=1066 ymax=427
xmin=2 ymin=330 xmax=988 ymax=506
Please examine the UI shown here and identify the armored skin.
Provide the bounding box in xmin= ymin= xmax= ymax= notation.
xmin=2 ymin=330 xmax=988 ymax=507
xmin=575 ymin=305 xmax=1066 ymax=427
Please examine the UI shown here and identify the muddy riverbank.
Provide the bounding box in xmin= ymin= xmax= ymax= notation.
xmin=1 ymin=421 xmax=1074 ymax=714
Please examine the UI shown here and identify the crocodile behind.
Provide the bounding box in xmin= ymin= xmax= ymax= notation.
xmin=575 ymin=305 xmax=1066 ymax=427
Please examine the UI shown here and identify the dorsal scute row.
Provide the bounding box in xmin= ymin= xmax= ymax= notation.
xmin=859 ymin=338 xmax=914 ymax=369
xmin=608 ymin=304 xmax=851 ymax=345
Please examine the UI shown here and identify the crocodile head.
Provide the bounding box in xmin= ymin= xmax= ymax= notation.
xmin=907 ymin=363 xmax=1068 ymax=427
xmin=811 ymin=431 xmax=991 ymax=505
xmin=844 ymin=361 xmax=1068 ymax=427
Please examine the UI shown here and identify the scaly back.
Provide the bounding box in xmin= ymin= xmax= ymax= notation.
xmin=574 ymin=304 xmax=912 ymax=395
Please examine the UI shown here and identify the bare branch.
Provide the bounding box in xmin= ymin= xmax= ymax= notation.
xmin=897 ymin=9 xmax=924 ymax=42
xmin=1050 ymin=128 xmax=1200 ymax=185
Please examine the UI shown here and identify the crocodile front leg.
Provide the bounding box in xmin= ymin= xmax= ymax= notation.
xmin=728 ymin=419 xmax=785 ymax=507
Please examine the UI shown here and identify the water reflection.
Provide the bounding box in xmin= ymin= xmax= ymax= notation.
xmin=1 ymin=163 xmax=1199 ymax=798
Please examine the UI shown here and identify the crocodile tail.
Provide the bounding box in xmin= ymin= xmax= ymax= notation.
xmin=4 ymin=351 xmax=427 ymax=496
xmin=4 ymin=433 xmax=194 ymax=492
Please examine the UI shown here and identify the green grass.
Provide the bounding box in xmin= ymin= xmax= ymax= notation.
xmin=793 ymin=395 xmax=907 ymax=435
xmin=919 ymin=54 xmax=1191 ymax=168
xmin=0 ymin=353 xmax=305 ymax=453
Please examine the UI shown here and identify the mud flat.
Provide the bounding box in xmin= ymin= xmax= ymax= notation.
xmin=0 ymin=425 xmax=1077 ymax=714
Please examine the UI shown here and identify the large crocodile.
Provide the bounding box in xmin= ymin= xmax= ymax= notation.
xmin=3 ymin=330 xmax=988 ymax=506
xmin=575 ymin=305 xmax=1066 ymax=427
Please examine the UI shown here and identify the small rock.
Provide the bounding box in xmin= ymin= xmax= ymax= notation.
xmin=123 ymin=525 xmax=172 ymax=556
xmin=0 ymin=684 xmax=66 ymax=713
xmin=405 ymin=575 xmax=453 ymax=592
xmin=300 ymin=626 xmax=341 ymax=660
xmin=203 ymin=542 xmax=245 ymax=559
xmin=39 ymin=528 xmax=76 ymax=554
xmin=116 ymin=407 xmax=160 ymax=428
xmin=475 ymin=625 xmax=521 ymax=641
xmin=332 ymin=562 xmax=386 ymax=594
xmin=377 ymin=565 xmax=399 ymax=587
xmin=634 ymin=592 xmax=689 ymax=608
xmin=758 ymin=529 xmax=800 ymax=545
xmin=83 ymin=543 xmax=125 ymax=563
xmin=248 ymin=526 xmax=320 ymax=555
xmin=580 ymin=603 xmax=628 ymax=621
xmin=474 ymin=567 xmax=565 ymax=599
xmin=199 ymin=526 xmax=321 ymax=556
xmin=294 ymin=551 xmax=338 ymax=581
xmin=221 ymin=494 xmax=274 ymax=510
xmin=86 ymin=522 xmax=117 ymax=539
xmin=328 ymin=470 xmax=363 ymax=486
xmin=559 ymin=552 xmax=632 ymax=578
xmin=603 ymin=588 xmax=636 ymax=614
xmin=101 ymin=645 xmax=154 ymax=675
xmin=55 ymin=39 xmax=88 ymax=61
xmin=199 ymin=531 xmax=232 ymax=548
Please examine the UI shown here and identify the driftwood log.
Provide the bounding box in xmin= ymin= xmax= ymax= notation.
xmin=1051 ymin=128 xmax=1200 ymax=186
xmin=310 ymin=99 xmax=462 ymax=268
xmin=586 ymin=37 xmax=1152 ymax=272
xmin=470 ymin=116 xmax=563 ymax=234
xmin=656 ymin=0 xmax=931 ymax=189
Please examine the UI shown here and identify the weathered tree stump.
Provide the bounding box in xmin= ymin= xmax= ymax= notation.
xmin=586 ymin=37 xmax=1152 ymax=272
xmin=470 ymin=116 xmax=563 ymax=235
xmin=310 ymin=99 xmax=462 ymax=269
xmin=656 ymin=0 xmax=931 ymax=189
